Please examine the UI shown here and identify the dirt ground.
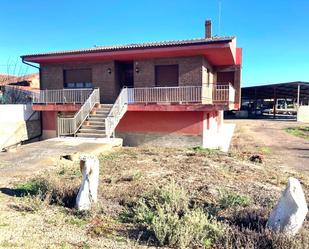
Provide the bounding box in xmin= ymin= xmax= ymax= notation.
xmin=0 ymin=137 xmax=122 ymax=186
xmin=229 ymin=119 xmax=309 ymax=172
xmin=0 ymin=119 xmax=308 ymax=248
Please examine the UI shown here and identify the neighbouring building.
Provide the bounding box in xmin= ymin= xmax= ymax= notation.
xmin=21 ymin=20 xmax=242 ymax=151
xmin=0 ymin=73 xmax=39 ymax=88
xmin=0 ymin=73 xmax=40 ymax=105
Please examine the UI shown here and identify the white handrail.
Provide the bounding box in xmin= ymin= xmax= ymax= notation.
xmin=105 ymin=88 xmax=128 ymax=138
xmin=57 ymin=88 xmax=100 ymax=136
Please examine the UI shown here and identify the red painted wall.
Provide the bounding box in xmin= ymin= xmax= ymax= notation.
xmin=236 ymin=48 xmax=242 ymax=65
xmin=42 ymin=111 xmax=57 ymax=130
xmin=116 ymin=111 xmax=206 ymax=135
xmin=33 ymin=104 xmax=81 ymax=112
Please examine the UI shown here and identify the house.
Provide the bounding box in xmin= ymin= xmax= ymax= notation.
xmin=21 ymin=20 xmax=242 ymax=150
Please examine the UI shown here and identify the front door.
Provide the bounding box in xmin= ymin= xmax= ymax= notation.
xmin=119 ymin=62 xmax=134 ymax=88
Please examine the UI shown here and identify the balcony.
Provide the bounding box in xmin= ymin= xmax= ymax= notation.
xmin=126 ymin=83 xmax=235 ymax=105
xmin=29 ymin=83 xmax=234 ymax=110
xmin=31 ymin=88 xmax=93 ymax=111
xmin=32 ymin=88 xmax=93 ymax=104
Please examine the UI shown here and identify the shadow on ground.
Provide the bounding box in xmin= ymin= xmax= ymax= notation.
xmin=0 ymin=187 xmax=25 ymax=197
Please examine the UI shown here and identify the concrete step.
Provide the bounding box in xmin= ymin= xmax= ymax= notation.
xmin=100 ymin=104 xmax=113 ymax=107
xmin=96 ymin=104 xmax=113 ymax=109
xmin=79 ymin=128 xmax=106 ymax=134
xmin=76 ymin=133 xmax=107 ymax=138
xmin=89 ymin=114 xmax=108 ymax=118
xmin=95 ymin=109 xmax=110 ymax=114
xmin=86 ymin=120 xmax=106 ymax=126
xmin=81 ymin=124 xmax=105 ymax=130
xmin=88 ymin=117 xmax=105 ymax=122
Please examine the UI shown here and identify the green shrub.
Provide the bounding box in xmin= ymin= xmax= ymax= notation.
xmin=219 ymin=189 xmax=250 ymax=209
xmin=127 ymin=181 xmax=223 ymax=248
xmin=15 ymin=179 xmax=49 ymax=197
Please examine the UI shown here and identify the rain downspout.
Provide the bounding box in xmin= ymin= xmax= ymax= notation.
xmin=21 ymin=58 xmax=43 ymax=140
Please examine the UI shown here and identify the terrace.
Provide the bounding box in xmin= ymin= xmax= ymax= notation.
xmin=31 ymin=83 xmax=235 ymax=107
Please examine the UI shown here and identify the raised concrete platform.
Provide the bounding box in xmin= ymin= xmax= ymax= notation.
xmin=116 ymin=132 xmax=202 ymax=148
xmin=0 ymin=137 xmax=122 ymax=186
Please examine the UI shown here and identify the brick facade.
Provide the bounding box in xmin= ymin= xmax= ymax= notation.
xmin=40 ymin=56 xmax=240 ymax=104
xmin=134 ymin=56 xmax=204 ymax=87
xmin=41 ymin=61 xmax=118 ymax=103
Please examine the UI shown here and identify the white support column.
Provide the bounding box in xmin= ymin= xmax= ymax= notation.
xmin=202 ymin=111 xmax=219 ymax=149
xmin=202 ymin=67 xmax=213 ymax=104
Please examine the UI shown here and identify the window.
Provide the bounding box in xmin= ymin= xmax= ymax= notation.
xmin=155 ymin=65 xmax=179 ymax=87
xmin=63 ymin=69 xmax=92 ymax=88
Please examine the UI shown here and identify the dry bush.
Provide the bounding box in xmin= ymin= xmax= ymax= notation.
xmin=215 ymin=225 xmax=309 ymax=249
xmin=122 ymin=180 xmax=223 ymax=249
xmin=214 ymin=206 xmax=309 ymax=249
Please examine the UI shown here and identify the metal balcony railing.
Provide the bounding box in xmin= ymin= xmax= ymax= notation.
xmin=125 ymin=84 xmax=235 ymax=104
xmin=32 ymin=88 xmax=93 ymax=104
xmin=213 ymin=83 xmax=235 ymax=103
xmin=127 ymin=86 xmax=202 ymax=103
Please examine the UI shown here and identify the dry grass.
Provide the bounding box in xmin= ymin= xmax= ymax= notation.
xmin=0 ymin=146 xmax=308 ymax=248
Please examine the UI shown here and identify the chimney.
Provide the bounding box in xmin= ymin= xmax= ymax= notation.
xmin=205 ymin=20 xmax=212 ymax=38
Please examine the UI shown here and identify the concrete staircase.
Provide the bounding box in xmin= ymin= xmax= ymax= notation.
xmin=75 ymin=104 xmax=113 ymax=138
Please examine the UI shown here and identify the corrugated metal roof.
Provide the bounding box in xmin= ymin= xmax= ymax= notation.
xmin=21 ymin=36 xmax=234 ymax=58
xmin=242 ymin=81 xmax=309 ymax=99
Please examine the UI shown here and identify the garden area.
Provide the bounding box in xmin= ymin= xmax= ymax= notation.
xmin=0 ymin=146 xmax=308 ymax=249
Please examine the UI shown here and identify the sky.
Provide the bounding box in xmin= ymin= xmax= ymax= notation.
xmin=0 ymin=0 xmax=308 ymax=86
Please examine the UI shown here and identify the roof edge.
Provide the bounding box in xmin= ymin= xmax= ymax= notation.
xmin=21 ymin=36 xmax=235 ymax=59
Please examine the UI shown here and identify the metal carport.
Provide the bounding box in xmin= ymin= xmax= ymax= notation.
xmin=241 ymin=81 xmax=309 ymax=117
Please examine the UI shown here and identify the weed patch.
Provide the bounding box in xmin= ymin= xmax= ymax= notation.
xmin=14 ymin=179 xmax=49 ymax=197
xmin=219 ymin=189 xmax=250 ymax=209
xmin=286 ymin=126 xmax=309 ymax=140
